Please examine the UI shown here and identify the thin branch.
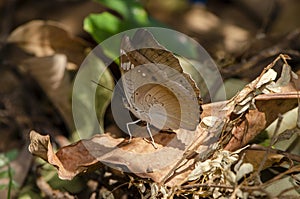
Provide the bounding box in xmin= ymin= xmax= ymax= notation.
xmin=181 ymin=183 xmax=234 ymax=190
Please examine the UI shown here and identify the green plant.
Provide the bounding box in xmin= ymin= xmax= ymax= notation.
xmin=84 ymin=0 xmax=164 ymax=44
xmin=0 ymin=150 xmax=19 ymax=199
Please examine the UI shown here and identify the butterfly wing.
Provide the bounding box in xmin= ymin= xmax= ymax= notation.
xmin=123 ymin=29 xmax=202 ymax=109
xmin=120 ymin=29 xmax=202 ymax=131
xmin=133 ymin=83 xmax=181 ymax=130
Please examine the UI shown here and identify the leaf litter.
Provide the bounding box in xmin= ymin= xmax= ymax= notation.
xmin=6 ymin=16 xmax=299 ymax=199
xmin=29 ymin=54 xmax=300 ymax=198
xmin=2 ymin=1 xmax=300 ymax=198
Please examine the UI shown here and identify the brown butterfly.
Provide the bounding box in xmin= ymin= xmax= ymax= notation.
xmin=120 ymin=29 xmax=202 ymax=148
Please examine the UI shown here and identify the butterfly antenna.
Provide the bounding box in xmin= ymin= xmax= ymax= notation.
xmin=91 ymin=80 xmax=114 ymax=92
xmin=91 ymin=79 xmax=128 ymax=99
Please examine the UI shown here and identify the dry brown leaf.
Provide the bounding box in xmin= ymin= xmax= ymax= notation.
xmin=226 ymin=54 xmax=290 ymax=115
xmin=243 ymin=149 xmax=286 ymax=171
xmin=5 ymin=20 xmax=92 ymax=132
xmin=225 ymin=93 xmax=299 ymax=151
xmin=29 ymin=131 xmax=53 ymax=162
xmin=223 ymin=54 xmax=300 ymax=151
xmin=29 ymin=130 xmax=96 ymax=180
xmin=20 ymin=55 xmax=73 ymax=131
xmin=7 ymin=20 xmax=90 ymax=69
xmin=28 ymin=108 xmax=221 ymax=187
xmin=229 ymin=109 xmax=266 ymax=149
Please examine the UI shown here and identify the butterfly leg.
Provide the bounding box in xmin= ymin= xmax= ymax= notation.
xmin=126 ymin=119 xmax=141 ymax=142
xmin=145 ymin=123 xmax=158 ymax=149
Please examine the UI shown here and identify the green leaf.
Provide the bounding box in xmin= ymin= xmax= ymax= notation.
xmin=84 ymin=0 xmax=164 ymax=44
xmin=94 ymin=0 xmax=147 ymax=21
xmin=84 ymin=0 xmax=166 ymax=61
xmin=84 ymin=12 xmax=122 ymax=44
